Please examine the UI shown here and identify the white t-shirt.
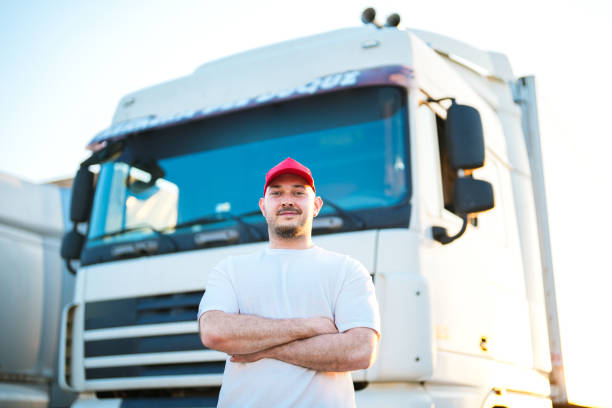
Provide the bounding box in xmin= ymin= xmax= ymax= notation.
xmin=197 ymin=245 xmax=381 ymax=408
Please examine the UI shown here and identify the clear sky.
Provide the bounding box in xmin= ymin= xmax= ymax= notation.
xmin=1 ymin=1 xmax=610 ymax=406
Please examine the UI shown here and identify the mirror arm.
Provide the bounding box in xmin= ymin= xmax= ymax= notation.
xmin=426 ymin=96 xmax=456 ymax=107
xmin=65 ymin=259 xmax=76 ymax=275
xmin=432 ymin=213 xmax=468 ymax=245
xmin=81 ymin=140 xmax=124 ymax=167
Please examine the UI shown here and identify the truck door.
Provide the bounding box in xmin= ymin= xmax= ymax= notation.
xmin=415 ymin=92 xmax=535 ymax=378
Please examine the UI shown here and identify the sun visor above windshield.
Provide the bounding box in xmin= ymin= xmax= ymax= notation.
xmin=87 ymin=65 xmax=415 ymax=150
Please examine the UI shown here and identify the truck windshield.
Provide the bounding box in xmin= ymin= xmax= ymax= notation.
xmin=86 ymin=86 xmax=410 ymax=253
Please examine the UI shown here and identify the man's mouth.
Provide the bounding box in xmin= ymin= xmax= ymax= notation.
xmin=277 ymin=209 xmax=301 ymax=216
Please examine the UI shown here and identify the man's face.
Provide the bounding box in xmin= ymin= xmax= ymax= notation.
xmin=259 ymin=173 xmax=323 ymax=239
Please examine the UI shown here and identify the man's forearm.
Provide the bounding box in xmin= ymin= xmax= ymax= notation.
xmin=231 ymin=327 xmax=378 ymax=372
xmin=199 ymin=311 xmax=337 ymax=355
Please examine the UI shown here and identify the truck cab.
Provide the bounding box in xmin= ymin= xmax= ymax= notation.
xmin=60 ymin=20 xmax=558 ymax=408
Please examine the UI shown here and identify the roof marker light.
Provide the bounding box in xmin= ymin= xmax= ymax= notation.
xmin=361 ymin=8 xmax=381 ymax=28
xmin=385 ymin=13 xmax=400 ymax=27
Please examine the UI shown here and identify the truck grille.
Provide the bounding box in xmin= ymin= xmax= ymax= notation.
xmin=85 ymin=333 xmax=203 ymax=357
xmin=83 ymin=291 xmax=225 ymax=387
xmin=85 ymin=291 xmax=202 ymax=330
xmin=86 ymin=361 xmax=226 ymax=380
xmin=96 ymin=387 xmax=221 ymax=407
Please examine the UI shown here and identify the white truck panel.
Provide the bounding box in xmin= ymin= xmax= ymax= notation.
xmin=431 ymin=350 xmax=550 ymax=398
xmin=0 ymin=382 xmax=48 ymax=408
xmin=0 ymin=173 xmax=73 ymax=406
xmin=72 ymin=398 xmax=121 ymax=408
xmin=408 ymin=29 xmax=515 ymax=82
xmin=410 ymin=39 xmax=536 ymax=375
xmin=355 ymin=382 xmax=432 ymax=407
xmin=81 ymin=230 xmax=377 ymax=303
xmin=509 ymin=172 xmax=552 ymax=373
xmin=368 ymin=271 xmax=433 ymax=381
xmin=0 ymin=173 xmax=64 ymax=237
xmin=0 ymin=224 xmax=46 ymax=372
xmin=513 ymin=76 xmax=567 ymax=403
xmin=111 ymin=27 xmax=417 ymax=125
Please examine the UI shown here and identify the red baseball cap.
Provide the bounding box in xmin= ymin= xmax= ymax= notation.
xmin=264 ymin=157 xmax=315 ymax=196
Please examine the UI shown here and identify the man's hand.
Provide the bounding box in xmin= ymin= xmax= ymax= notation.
xmin=199 ymin=311 xmax=338 ymax=355
xmin=230 ymin=350 xmax=268 ymax=364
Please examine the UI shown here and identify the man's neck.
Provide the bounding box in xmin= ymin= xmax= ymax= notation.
xmin=268 ymin=234 xmax=314 ymax=250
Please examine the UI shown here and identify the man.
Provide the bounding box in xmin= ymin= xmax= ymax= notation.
xmin=198 ymin=157 xmax=380 ymax=407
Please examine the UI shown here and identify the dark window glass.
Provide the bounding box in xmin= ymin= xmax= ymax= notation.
xmin=87 ymin=86 xmax=410 ymax=246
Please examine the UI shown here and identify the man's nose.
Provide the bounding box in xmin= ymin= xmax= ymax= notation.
xmin=281 ymin=200 xmax=295 ymax=207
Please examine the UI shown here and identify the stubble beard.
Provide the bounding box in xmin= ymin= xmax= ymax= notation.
xmin=268 ymin=208 xmax=308 ymax=240
xmin=274 ymin=224 xmax=303 ymax=239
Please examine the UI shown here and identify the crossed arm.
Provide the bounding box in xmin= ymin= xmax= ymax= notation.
xmin=199 ymin=310 xmax=378 ymax=372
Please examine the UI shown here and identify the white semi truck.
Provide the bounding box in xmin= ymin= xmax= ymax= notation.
xmin=59 ymin=10 xmax=580 ymax=407
xmin=0 ymin=174 xmax=76 ymax=407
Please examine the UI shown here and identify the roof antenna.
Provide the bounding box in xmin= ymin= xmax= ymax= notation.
xmin=361 ymin=8 xmax=382 ymax=28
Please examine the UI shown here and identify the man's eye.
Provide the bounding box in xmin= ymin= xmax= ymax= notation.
xmin=295 ymin=191 xmax=304 ymax=195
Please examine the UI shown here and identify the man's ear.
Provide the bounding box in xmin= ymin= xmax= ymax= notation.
xmin=313 ymin=196 xmax=323 ymax=217
xmin=259 ymin=197 xmax=266 ymax=217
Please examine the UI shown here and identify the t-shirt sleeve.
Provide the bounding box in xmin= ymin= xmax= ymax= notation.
xmin=334 ymin=257 xmax=381 ymax=336
xmin=197 ymin=257 xmax=239 ymax=321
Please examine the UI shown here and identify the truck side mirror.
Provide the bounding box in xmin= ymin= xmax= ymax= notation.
xmin=61 ymin=166 xmax=95 ymax=274
xmin=445 ymin=104 xmax=485 ymax=170
xmin=70 ymin=167 xmax=95 ymax=223
xmin=60 ymin=230 xmax=85 ymax=260
xmin=432 ymin=177 xmax=494 ymax=245
xmin=453 ymin=177 xmax=494 ymax=214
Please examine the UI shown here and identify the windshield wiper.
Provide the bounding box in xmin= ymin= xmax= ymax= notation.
xmin=163 ymin=209 xmax=265 ymax=240
xmin=316 ymin=197 xmax=366 ymax=230
xmin=90 ymin=210 xmax=265 ymax=249
xmin=90 ymin=223 xmax=178 ymax=251
xmin=90 ymin=223 xmax=162 ymax=241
